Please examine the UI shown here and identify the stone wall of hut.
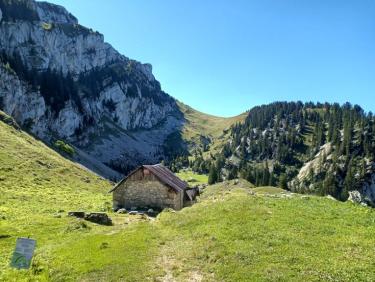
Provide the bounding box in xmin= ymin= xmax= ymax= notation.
xmin=113 ymin=168 xmax=183 ymax=210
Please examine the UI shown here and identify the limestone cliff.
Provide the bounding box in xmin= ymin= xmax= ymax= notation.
xmin=0 ymin=0 xmax=184 ymax=179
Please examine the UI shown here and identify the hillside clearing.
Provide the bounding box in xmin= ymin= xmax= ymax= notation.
xmin=176 ymin=169 xmax=208 ymax=185
xmin=178 ymin=102 xmax=247 ymax=155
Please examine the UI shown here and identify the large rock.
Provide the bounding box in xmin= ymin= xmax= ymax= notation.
xmin=296 ymin=143 xmax=332 ymax=181
xmin=68 ymin=211 xmax=85 ymax=218
xmin=360 ymin=173 xmax=375 ymax=207
xmin=348 ymin=191 xmax=366 ymax=206
xmin=84 ymin=212 xmax=112 ymax=225
xmin=116 ymin=208 xmax=127 ymax=214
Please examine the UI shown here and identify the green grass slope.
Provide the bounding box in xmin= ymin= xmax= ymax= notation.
xmin=178 ymin=102 xmax=247 ymax=139
xmin=157 ymin=189 xmax=375 ymax=281
xmin=1 ymin=112 xmax=375 ymax=281
xmin=0 ymin=113 xmax=169 ymax=281
xmin=176 ymin=169 xmax=208 ymax=185
xmin=178 ymin=102 xmax=247 ymax=154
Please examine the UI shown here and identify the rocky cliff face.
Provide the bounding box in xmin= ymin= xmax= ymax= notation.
xmin=290 ymin=143 xmax=375 ymax=207
xmin=0 ymin=0 xmax=184 ymax=179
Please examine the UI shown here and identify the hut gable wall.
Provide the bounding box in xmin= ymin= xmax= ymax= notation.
xmin=113 ymin=168 xmax=183 ymax=210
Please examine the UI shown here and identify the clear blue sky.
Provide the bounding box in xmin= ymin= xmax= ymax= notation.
xmin=46 ymin=0 xmax=375 ymax=117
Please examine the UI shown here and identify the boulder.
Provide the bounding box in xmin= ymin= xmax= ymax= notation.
xmin=348 ymin=191 xmax=366 ymax=206
xmin=163 ymin=208 xmax=176 ymax=213
xmin=68 ymin=211 xmax=85 ymax=218
xmin=116 ymin=208 xmax=127 ymax=214
xmin=84 ymin=212 xmax=112 ymax=225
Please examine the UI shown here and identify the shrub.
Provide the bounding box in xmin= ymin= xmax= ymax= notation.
xmin=41 ymin=22 xmax=53 ymax=30
xmin=65 ymin=220 xmax=90 ymax=233
xmin=54 ymin=140 xmax=75 ymax=156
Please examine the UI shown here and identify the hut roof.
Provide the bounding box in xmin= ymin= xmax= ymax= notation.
xmin=109 ymin=164 xmax=188 ymax=193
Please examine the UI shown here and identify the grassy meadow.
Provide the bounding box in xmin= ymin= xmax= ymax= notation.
xmin=176 ymin=169 xmax=208 ymax=185
xmin=1 ymin=115 xmax=375 ymax=281
xmin=177 ymin=102 xmax=247 ymax=155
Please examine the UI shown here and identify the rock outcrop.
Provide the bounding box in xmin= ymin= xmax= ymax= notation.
xmin=291 ymin=143 xmax=375 ymax=207
xmin=348 ymin=191 xmax=366 ymax=206
xmin=84 ymin=213 xmax=112 ymax=226
xmin=360 ymin=173 xmax=375 ymax=207
xmin=0 ymin=0 xmax=184 ymax=179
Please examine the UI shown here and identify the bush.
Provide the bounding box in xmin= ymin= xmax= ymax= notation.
xmin=65 ymin=220 xmax=90 ymax=233
xmin=41 ymin=22 xmax=53 ymax=30
xmin=54 ymin=140 xmax=75 ymax=156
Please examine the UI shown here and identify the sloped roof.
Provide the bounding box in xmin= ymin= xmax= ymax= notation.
xmin=109 ymin=164 xmax=188 ymax=193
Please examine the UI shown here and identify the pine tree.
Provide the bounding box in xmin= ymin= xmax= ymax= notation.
xmin=208 ymin=164 xmax=219 ymax=185
xmin=279 ymin=174 xmax=288 ymax=190
xmin=228 ymin=166 xmax=238 ymax=180
xmin=342 ymin=160 xmax=355 ymax=200
xmin=262 ymin=162 xmax=270 ymax=186
xmin=268 ymin=173 xmax=276 ymax=186
xmin=255 ymin=168 xmax=261 ymax=186
xmin=323 ymin=172 xmax=337 ymax=197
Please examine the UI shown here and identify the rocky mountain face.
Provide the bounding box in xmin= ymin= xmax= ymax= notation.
xmin=0 ymin=0 xmax=184 ymax=179
xmin=207 ymin=102 xmax=375 ymax=206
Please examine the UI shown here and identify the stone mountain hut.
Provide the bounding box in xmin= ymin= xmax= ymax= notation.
xmin=109 ymin=164 xmax=198 ymax=211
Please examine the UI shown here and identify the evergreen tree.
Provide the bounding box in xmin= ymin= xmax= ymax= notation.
xmin=279 ymin=174 xmax=288 ymax=190
xmin=323 ymin=172 xmax=337 ymax=197
xmin=208 ymin=164 xmax=219 ymax=185
xmin=342 ymin=160 xmax=355 ymax=200
xmin=262 ymin=162 xmax=270 ymax=186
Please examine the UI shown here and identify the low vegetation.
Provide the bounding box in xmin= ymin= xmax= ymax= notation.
xmin=1 ymin=114 xmax=375 ymax=281
xmin=54 ymin=140 xmax=75 ymax=156
xmin=159 ymin=189 xmax=375 ymax=281
xmin=167 ymin=102 xmax=247 ymax=173
xmin=176 ymin=169 xmax=208 ymax=185
xmin=41 ymin=22 xmax=53 ymax=30
xmin=178 ymin=102 xmax=247 ymax=144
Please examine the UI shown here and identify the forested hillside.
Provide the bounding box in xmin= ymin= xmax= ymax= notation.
xmin=186 ymin=102 xmax=375 ymax=205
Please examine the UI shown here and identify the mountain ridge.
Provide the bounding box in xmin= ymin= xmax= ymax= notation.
xmin=200 ymin=101 xmax=375 ymax=206
xmin=0 ymin=0 xmax=246 ymax=179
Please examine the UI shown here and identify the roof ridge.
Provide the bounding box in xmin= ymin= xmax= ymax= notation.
xmin=110 ymin=164 xmax=188 ymax=193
